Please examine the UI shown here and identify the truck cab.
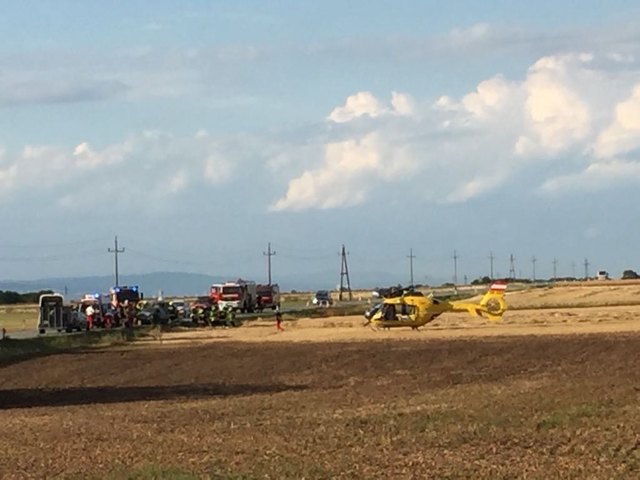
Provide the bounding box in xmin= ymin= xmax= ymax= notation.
xmin=256 ymin=284 xmax=281 ymax=311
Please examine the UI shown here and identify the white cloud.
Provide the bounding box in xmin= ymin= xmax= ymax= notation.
xmin=270 ymin=134 xmax=383 ymax=211
xmin=3 ymin=50 xmax=640 ymax=215
xmin=517 ymin=54 xmax=592 ymax=155
xmin=327 ymin=91 xmax=414 ymax=123
xmin=73 ymin=141 xmax=132 ymax=168
xmin=274 ymin=50 xmax=640 ymax=211
xmin=445 ymin=174 xmax=507 ymax=203
xmin=327 ymin=92 xmax=387 ymax=123
xmin=594 ymin=84 xmax=640 ymax=158
xmin=0 ymin=130 xmax=244 ymax=210
xmin=390 ymin=91 xmax=415 ymax=116
xmin=461 ymin=75 xmax=516 ymax=118
xmin=541 ymin=159 xmax=640 ymax=193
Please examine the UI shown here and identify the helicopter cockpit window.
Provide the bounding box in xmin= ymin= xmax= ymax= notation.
xmin=398 ymin=303 xmax=416 ymax=319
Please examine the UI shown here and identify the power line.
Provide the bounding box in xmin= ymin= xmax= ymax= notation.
xmin=584 ymin=258 xmax=590 ymax=279
xmin=407 ymin=248 xmax=416 ymax=287
xmin=531 ymin=255 xmax=537 ymax=281
xmin=339 ymin=244 xmax=352 ymax=301
xmin=452 ymin=249 xmax=458 ymax=285
xmin=108 ymin=236 xmax=125 ymax=287
xmin=263 ymin=242 xmax=276 ymax=285
xmin=488 ymin=251 xmax=495 ymax=280
xmin=509 ymin=254 xmax=516 ymax=280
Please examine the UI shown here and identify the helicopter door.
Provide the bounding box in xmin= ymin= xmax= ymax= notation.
xmin=397 ymin=302 xmax=417 ymax=322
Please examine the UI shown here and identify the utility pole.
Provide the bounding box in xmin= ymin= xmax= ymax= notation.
xmin=571 ymin=261 xmax=576 ymax=279
xmin=488 ymin=251 xmax=495 ymax=280
xmin=552 ymin=258 xmax=558 ymax=281
xmin=263 ymin=242 xmax=276 ymax=285
xmin=339 ymin=244 xmax=352 ymax=301
xmin=108 ymin=235 xmax=125 ymax=287
xmin=531 ymin=256 xmax=537 ymax=282
xmin=584 ymin=258 xmax=590 ymax=280
xmin=509 ymin=254 xmax=516 ymax=280
xmin=452 ymin=250 xmax=458 ymax=285
xmin=407 ymin=248 xmax=416 ymax=287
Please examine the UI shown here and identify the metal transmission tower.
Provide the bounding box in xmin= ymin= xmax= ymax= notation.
xmin=108 ymin=235 xmax=125 ymax=287
xmin=509 ymin=254 xmax=516 ymax=280
xmin=452 ymin=250 xmax=458 ymax=285
xmin=531 ymin=256 xmax=537 ymax=282
xmin=263 ymin=242 xmax=276 ymax=285
xmin=339 ymin=244 xmax=352 ymax=301
xmin=552 ymin=258 xmax=558 ymax=281
xmin=584 ymin=258 xmax=590 ymax=279
xmin=407 ymin=248 xmax=416 ymax=287
xmin=488 ymin=251 xmax=495 ymax=280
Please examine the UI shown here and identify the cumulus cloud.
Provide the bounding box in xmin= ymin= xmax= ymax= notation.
xmin=327 ymin=92 xmax=387 ymax=123
xmin=3 ymin=50 xmax=640 ymax=215
xmin=461 ymin=75 xmax=517 ymax=119
xmin=0 ymin=130 xmax=242 ymax=210
xmin=270 ymin=134 xmax=383 ymax=211
xmin=594 ymin=84 xmax=640 ymax=158
xmin=327 ymin=91 xmax=414 ymax=123
xmin=273 ymin=51 xmax=640 ymax=211
xmin=516 ymin=54 xmax=592 ymax=156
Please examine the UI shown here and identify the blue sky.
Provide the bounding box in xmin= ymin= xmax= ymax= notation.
xmin=1 ymin=1 xmax=640 ymax=289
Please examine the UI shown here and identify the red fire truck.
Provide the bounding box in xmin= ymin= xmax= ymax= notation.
xmin=210 ymin=279 xmax=257 ymax=312
xmin=256 ymin=284 xmax=280 ymax=311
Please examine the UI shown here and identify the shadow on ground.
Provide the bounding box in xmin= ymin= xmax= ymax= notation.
xmin=0 ymin=382 xmax=307 ymax=409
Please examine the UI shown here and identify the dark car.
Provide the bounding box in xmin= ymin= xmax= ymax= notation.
xmin=312 ymin=290 xmax=333 ymax=307
xmin=136 ymin=301 xmax=174 ymax=325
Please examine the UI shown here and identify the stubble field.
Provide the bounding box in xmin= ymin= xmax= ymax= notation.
xmin=1 ymin=283 xmax=640 ymax=479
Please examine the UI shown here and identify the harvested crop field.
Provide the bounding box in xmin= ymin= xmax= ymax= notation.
xmin=2 ymin=285 xmax=640 ymax=479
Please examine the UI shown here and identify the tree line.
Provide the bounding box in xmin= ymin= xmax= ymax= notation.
xmin=0 ymin=290 xmax=54 ymax=305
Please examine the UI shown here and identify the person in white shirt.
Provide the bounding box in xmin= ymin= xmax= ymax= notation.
xmin=85 ymin=304 xmax=95 ymax=330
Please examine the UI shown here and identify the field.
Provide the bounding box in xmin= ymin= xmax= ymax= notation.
xmin=2 ymin=283 xmax=640 ymax=479
xmin=0 ymin=305 xmax=38 ymax=332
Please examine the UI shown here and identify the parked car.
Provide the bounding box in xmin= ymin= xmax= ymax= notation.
xmin=312 ymin=290 xmax=333 ymax=307
xmin=136 ymin=300 xmax=174 ymax=325
xmin=169 ymin=299 xmax=190 ymax=319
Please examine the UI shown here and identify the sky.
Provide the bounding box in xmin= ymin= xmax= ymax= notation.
xmin=1 ymin=0 xmax=640 ymax=289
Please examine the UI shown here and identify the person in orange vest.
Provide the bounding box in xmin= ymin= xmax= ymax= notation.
xmin=275 ymin=307 xmax=284 ymax=332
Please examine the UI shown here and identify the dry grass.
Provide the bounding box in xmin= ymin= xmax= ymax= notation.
xmin=0 ymin=305 xmax=38 ymax=331
xmin=3 ymin=284 xmax=640 ymax=478
xmin=2 ymin=332 xmax=640 ymax=479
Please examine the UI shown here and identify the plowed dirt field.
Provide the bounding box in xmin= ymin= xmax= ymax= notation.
xmin=2 ymin=287 xmax=640 ymax=479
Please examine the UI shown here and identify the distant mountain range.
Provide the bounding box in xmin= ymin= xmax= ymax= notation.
xmin=0 ymin=270 xmax=440 ymax=299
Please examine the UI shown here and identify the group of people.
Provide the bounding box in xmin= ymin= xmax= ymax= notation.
xmin=83 ymin=299 xmax=137 ymax=331
xmin=82 ymin=297 xmax=285 ymax=332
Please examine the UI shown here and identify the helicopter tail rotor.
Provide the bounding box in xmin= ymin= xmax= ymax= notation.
xmin=477 ymin=282 xmax=508 ymax=320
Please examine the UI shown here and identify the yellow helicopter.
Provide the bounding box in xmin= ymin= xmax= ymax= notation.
xmin=363 ymin=282 xmax=507 ymax=330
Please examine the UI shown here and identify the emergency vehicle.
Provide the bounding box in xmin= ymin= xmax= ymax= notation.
xmin=210 ymin=279 xmax=257 ymax=312
xmin=256 ymin=284 xmax=281 ymax=311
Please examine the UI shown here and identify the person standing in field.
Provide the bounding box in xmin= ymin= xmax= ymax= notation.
xmin=85 ymin=304 xmax=95 ymax=331
xmin=275 ymin=307 xmax=284 ymax=332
